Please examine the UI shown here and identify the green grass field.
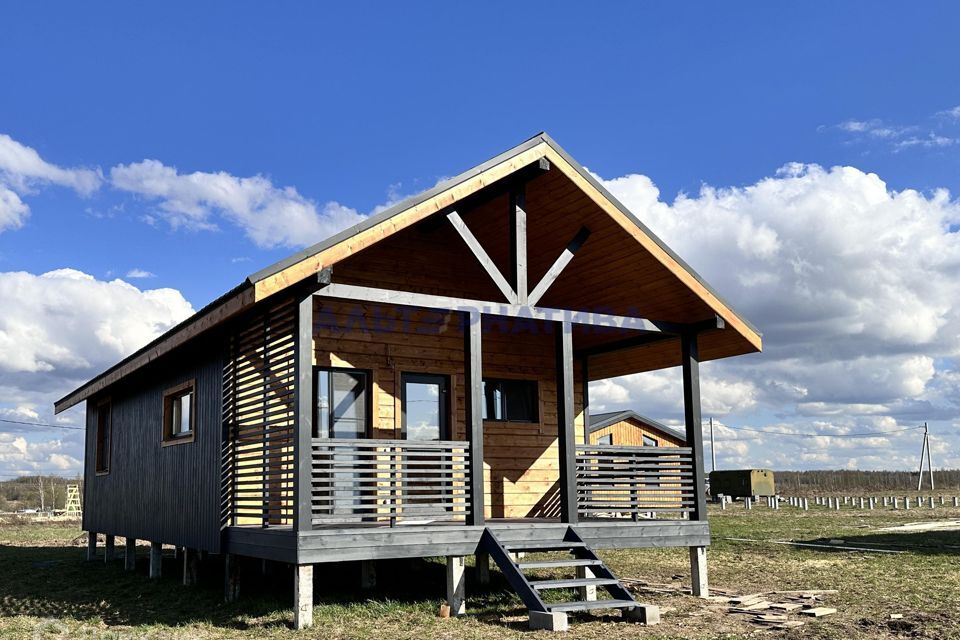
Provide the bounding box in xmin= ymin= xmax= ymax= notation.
xmin=1 ymin=504 xmax=958 ymax=639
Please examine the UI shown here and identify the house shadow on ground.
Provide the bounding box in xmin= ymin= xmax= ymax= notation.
xmin=0 ymin=544 xmax=521 ymax=631
xmin=798 ymin=526 xmax=960 ymax=555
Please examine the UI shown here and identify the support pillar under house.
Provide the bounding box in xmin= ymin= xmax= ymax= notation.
xmin=149 ymin=542 xmax=162 ymax=579
xmin=224 ymin=554 xmax=240 ymax=602
xmin=360 ymin=560 xmax=376 ymax=589
xmin=183 ymin=548 xmax=200 ymax=586
xmin=86 ymin=531 xmax=96 ymax=561
xmin=689 ymin=546 xmax=708 ymax=597
xmin=294 ymin=564 xmax=314 ymax=629
xmin=124 ymin=538 xmax=136 ymax=571
xmin=446 ymin=556 xmax=466 ymax=616
xmin=104 ymin=535 xmax=115 ymax=563
xmin=475 ymin=552 xmax=490 ymax=586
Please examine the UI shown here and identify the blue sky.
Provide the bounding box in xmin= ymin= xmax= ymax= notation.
xmin=2 ymin=2 xmax=960 ymax=478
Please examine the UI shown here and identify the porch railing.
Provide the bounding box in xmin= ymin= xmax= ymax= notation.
xmin=311 ymin=438 xmax=471 ymax=526
xmin=575 ymin=444 xmax=696 ymax=518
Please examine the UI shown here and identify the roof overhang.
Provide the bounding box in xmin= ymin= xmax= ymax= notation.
xmin=55 ymin=132 xmax=761 ymax=414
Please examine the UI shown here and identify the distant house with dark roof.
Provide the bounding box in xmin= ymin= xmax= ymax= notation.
xmin=589 ymin=410 xmax=686 ymax=448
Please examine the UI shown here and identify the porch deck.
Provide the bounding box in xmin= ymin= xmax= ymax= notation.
xmin=223 ymin=517 xmax=710 ymax=564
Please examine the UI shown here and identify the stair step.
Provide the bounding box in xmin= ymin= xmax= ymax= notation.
xmin=505 ymin=541 xmax=587 ymax=552
xmin=518 ymin=559 xmax=604 ymax=570
xmin=532 ymin=578 xmax=619 ymax=590
xmin=547 ymin=598 xmax=637 ymax=613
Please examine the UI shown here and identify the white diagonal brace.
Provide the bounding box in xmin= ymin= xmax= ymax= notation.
xmin=447 ymin=211 xmax=518 ymax=303
xmin=527 ymin=227 xmax=592 ymax=306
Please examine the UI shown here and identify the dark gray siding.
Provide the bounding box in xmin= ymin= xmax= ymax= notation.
xmin=83 ymin=337 xmax=224 ymax=552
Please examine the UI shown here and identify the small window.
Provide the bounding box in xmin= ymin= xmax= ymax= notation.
xmin=597 ymin=434 xmax=613 ymax=445
xmin=314 ymin=368 xmax=370 ymax=439
xmin=402 ymin=373 xmax=450 ymax=441
xmin=482 ymin=378 xmax=538 ymax=423
xmin=642 ymin=434 xmax=658 ymax=447
xmin=95 ymin=399 xmax=111 ymax=474
xmin=162 ymin=380 xmax=196 ymax=445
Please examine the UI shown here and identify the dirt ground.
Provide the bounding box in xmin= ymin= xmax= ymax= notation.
xmin=1 ymin=503 xmax=959 ymax=639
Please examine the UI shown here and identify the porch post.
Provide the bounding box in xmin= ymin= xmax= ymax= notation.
xmin=556 ymin=320 xmax=578 ymax=524
xmin=295 ymin=293 xmax=314 ymax=532
xmin=681 ymin=332 xmax=709 ymax=597
xmin=464 ymin=310 xmax=485 ymax=526
xmin=580 ymin=356 xmax=590 ymax=437
xmin=681 ymin=333 xmax=707 ymax=520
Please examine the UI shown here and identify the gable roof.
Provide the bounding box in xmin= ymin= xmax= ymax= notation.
xmin=55 ymin=132 xmax=761 ymax=414
xmin=588 ymin=410 xmax=687 ymax=443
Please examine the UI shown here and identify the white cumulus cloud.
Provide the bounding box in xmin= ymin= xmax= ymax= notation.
xmin=0 ymin=268 xmax=194 ymax=478
xmin=0 ymin=134 xmax=102 ymax=234
xmin=0 ymin=268 xmax=193 ymax=375
xmin=590 ymin=161 xmax=960 ymax=469
xmin=110 ymin=159 xmax=366 ymax=249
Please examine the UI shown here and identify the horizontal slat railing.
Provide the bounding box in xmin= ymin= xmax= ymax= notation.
xmin=576 ymin=445 xmax=695 ymax=517
xmin=311 ymin=438 xmax=471 ymax=526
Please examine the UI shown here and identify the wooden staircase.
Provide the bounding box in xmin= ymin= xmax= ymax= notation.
xmin=479 ymin=527 xmax=659 ymax=631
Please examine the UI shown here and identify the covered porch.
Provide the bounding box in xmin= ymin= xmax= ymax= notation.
xmin=222 ymin=277 xmax=713 ymax=560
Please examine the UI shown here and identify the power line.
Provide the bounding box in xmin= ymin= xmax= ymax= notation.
xmin=0 ymin=418 xmax=83 ymax=431
xmin=719 ymin=424 xmax=925 ymax=438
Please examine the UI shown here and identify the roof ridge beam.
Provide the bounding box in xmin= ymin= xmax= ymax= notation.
xmin=447 ymin=210 xmax=518 ymax=304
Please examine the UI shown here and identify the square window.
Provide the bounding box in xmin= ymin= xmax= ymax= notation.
xmin=481 ymin=378 xmax=538 ymax=423
xmin=313 ymin=368 xmax=370 ymax=439
xmin=163 ymin=381 xmax=196 ymax=445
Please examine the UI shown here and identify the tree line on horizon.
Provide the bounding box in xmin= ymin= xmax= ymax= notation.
xmin=774 ymin=469 xmax=960 ymax=493
xmin=0 ymin=475 xmax=82 ymax=512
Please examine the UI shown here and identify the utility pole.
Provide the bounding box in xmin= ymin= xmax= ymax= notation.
xmin=38 ymin=475 xmax=45 ymax=512
xmin=916 ymin=423 xmax=934 ymax=491
xmin=709 ymin=417 xmax=716 ymax=472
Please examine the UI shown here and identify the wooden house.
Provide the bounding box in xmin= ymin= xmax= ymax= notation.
xmin=55 ymin=133 xmax=762 ymax=630
xmin=588 ymin=410 xmax=686 ymax=448
xmin=588 ymin=411 xmax=687 ymax=516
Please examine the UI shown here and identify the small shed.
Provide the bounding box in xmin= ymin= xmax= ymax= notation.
xmin=709 ymin=469 xmax=775 ymax=498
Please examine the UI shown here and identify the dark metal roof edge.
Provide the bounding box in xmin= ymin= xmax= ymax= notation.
xmin=246 ymin=133 xmax=551 ymax=284
xmin=536 ymin=132 xmax=762 ymax=338
xmin=54 ymin=280 xmax=252 ymax=412
xmin=588 ymin=409 xmax=687 ymax=442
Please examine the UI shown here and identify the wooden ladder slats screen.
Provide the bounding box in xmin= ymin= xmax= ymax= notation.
xmin=221 ymin=297 xmax=296 ymax=528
